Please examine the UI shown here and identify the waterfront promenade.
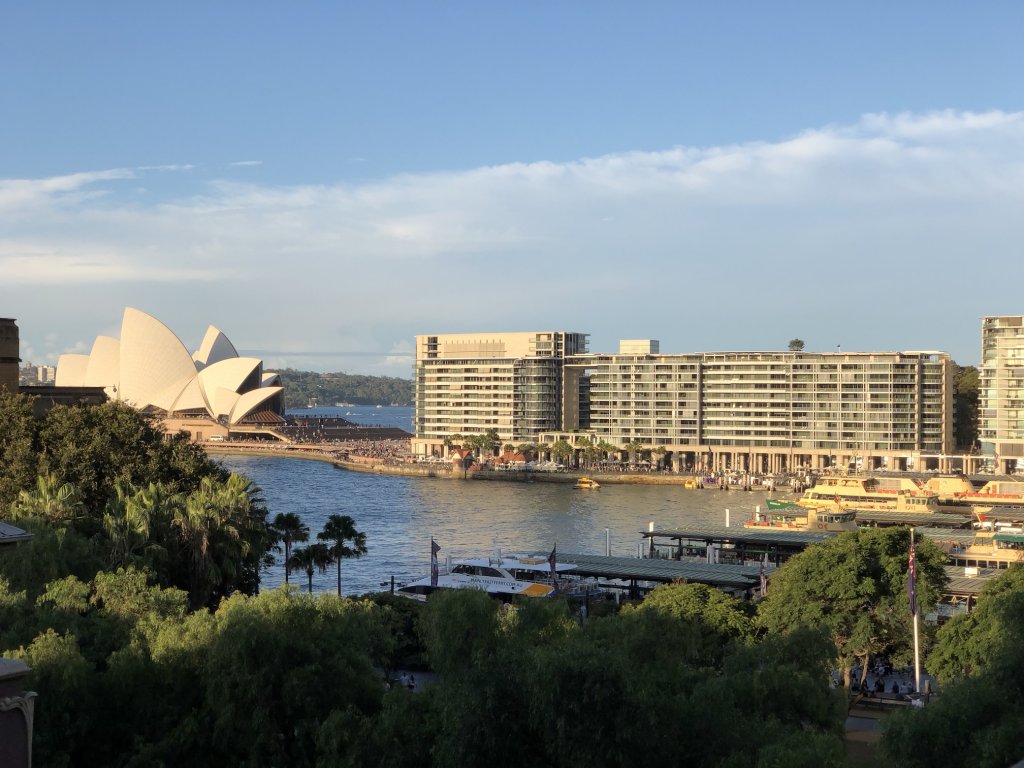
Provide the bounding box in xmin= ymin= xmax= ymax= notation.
xmin=206 ymin=441 xmax=733 ymax=486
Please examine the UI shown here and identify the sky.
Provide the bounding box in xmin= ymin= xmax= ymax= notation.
xmin=3 ymin=2 xmax=1023 ymax=375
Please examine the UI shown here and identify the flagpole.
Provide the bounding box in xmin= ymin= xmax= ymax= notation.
xmin=911 ymin=527 xmax=921 ymax=693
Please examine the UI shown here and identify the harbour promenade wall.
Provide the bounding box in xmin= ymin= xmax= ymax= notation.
xmin=204 ymin=444 xmax=707 ymax=485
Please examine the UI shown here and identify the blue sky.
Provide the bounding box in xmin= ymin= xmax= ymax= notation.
xmin=3 ymin=2 xmax=1023 ymax=373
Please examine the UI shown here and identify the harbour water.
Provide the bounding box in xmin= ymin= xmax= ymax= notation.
xmin=288 ymin=405 xmax=413 ymax=431
xmin=217 ymin=435 xmax=781 ymax=596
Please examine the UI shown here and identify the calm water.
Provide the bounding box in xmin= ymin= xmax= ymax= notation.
xmin=217 ymin=452 xmax=780 ymax=595
xmin=287 ymin=405 xmax=413 ymax=432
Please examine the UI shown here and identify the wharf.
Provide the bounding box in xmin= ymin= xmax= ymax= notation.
xmin=642 ymin=526 xmax=833 ymax=565
xmin=854 ymin=510 xmax=971 ymax=529
xmin=533 ymin=551 xmax=770 ymax=596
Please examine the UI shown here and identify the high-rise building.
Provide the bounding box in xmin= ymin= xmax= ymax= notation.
xmin=413 ymin=329 xmax=956 ymax=472
xmin=411 ymin=331 xmax=589 ymax=457
xmin=979 ymin=316 xmax=1024 ymax=473
xmin=558 ymin=346 xmax=952 ymax=473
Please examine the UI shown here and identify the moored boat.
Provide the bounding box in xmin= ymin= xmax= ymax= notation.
xmin=396 ymin=554 xmax=577 ymax=602
xmin=926 ymin=476 xmax=1024 ymax=514
xmin=744 ymin=505 xmax=857 ymax=533
xmin=798 ymin=476 xmax=939 ymax=513
xmin=944 ymin=530 xmax=1024 ymax=570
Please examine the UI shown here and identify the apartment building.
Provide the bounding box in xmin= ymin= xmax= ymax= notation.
xmin=414 ymin=331 xmax=956 ymax=472
xmin=979 ymin=316 xmax=1024 ymax=473
xmin=553 ymin=343 xmax=953 ymax=473
xmin=411 ymin=331 xmax=589 ymax=457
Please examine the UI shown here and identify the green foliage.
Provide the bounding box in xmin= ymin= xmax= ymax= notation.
xmin=757 ymin=528 xmax=947 ymax=687
xmin=952 ymin=363 xmax=980 ymax=450
xmin=9 ymin=629 xmax=94 ymax=768
xmin=36 ymin=399 xmax=225 ymax=513
xmin=276 ymin=368 xmax=412 ymax=408
xmin=0 ymin=397 xmax=272 ymax=608
xmin=628 ymin=581 xmax=755 ymax=641
xmin=926 ymin=563 xmax=1024 ymax=682
xmin=883 ymin=567 xmax=1024 ymax=767
xmin=788 ymin=338 xmax=805 ymax=351
xmin=318 ymin=514 xmax=368 ymax=595
xmin=0 ymin=392 xmax=38 ymax=509
xmin=406 ymin=592 xmax=845 ymax=768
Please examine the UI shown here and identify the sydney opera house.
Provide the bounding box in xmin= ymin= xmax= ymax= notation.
xmin=56 ymin=308 xmax=284 ymax=440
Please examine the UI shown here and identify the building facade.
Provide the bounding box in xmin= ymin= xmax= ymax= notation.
xmin=979 ymin=316 xmax=1024 ymax=473
xmin=0 ymin=318 xmax=19 ymax=394
xmin=553 ymin=345 xmax=953 ymax=473
xmin=411 ymin=331 xmax=589 ymax=457
xmin=412 ymin=330 xmax=956 ymax=472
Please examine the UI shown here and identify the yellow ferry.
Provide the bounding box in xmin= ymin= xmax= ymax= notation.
xmin=925 ymin=476 xmax=1024 ymax=514
xmin=744 ymin=505 xmax=857 ymax=533
xmin=798 ymin=476 xmax=940 ymax=513
xmin=574 ymin=477 xmax=601 ymax=489
xmin=945 ymin=530 xmax=1024 ymax=570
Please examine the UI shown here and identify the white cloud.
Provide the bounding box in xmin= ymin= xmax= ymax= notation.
xmin=229 ymin=160 xmax=263 ymax=167
xmin=4 ymin=109 xmax=1024 ymax=371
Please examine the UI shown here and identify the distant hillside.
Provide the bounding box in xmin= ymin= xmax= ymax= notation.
xmin=277 ymin=369 xmax=413 ymax=408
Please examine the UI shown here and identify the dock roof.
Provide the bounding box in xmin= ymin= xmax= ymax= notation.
xmin=942 ymin=565 xmax=1000 ymax=598
xmin=854 ymin=511 xmax=971 ymax=528
xmin=642 ymin=526 xmax=835 ymax=547
xmin=0 ymin=522 xmax=33 ymax=547
xmin=537 ymin=551 xmax=769 ymax=590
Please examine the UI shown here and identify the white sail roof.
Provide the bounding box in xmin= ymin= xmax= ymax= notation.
xmin=53 ymin=307 xmax=284 ymax=427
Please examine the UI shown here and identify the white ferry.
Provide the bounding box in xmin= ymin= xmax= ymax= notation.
xmin=396 ymin=554 xmax=578 ymax=602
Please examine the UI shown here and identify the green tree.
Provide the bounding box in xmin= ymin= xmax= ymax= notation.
xmin=0 ymin=392 xmax=39 ymax=509
xmin=550 ymin=439 xmax=572 ymax=467
xmin=37 ymin=400 xmax=224 ymax=514
xmin=628 ymin=581 xmax=754 ymax=643
xmin=952 ymin=363 xmax=980 ymax=450
xmin=288 ymin=543 xmax=334 ymax=594
xmin=623 ymin=440 xmax=645 ymax=464
xmin=317 ymin=514 xmax=368 ymax=596
xmin=7 ymin=473 xmax=83 ymax=525
xmin=102 ymin=483 xmax=154 ymax=569
xmin=788 ymin=338 xmax=806 ymax=351
xmin=173 ymin=476 xmax=260 ymax=609
xmin=271 ymin=512 xmax=309 ymax=586
xmin=758 ymin=528 xmax=947 ymax=689
xmin=883 ymin=565 xmax=1024 ymax=768
xmin=482 ymin=428 xmax=501 ymax=458
xmin=926 ymin=563 xmax=1024 ymax=682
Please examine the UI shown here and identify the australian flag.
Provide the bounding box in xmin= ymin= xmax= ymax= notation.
xmin=907 ymin=540 xmax=917 ymax=617
xmin=548 ymin=544 xmax=558 ymax=594
xmin=430 ymin=538 xmax=441 ymax=588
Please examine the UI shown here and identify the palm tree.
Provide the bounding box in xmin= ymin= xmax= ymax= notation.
xmin=623 ymin=440 xmax=645 ymax=465
xmin=317 ymin=514 xmax=368 ymax=596
xmin=271 ymin=512 xmax=309 ymax=585
xmin=288 ymin=543 xmax=334 ymax=594
xmin=174 ymin=476 xmax=252 ymax=609
xmin=9 ymin=474 xmax=83 ymax=525
xmin=550 ymin=440 xmax=573 ymax=467
xmin=103 ymin=482 xmax=170 ymax=568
